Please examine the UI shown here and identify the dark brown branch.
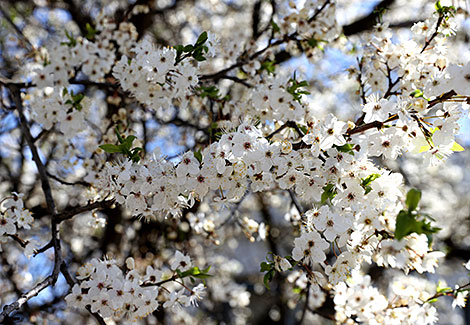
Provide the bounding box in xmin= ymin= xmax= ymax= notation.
xmin=343 ymin=0 xmax=395 ymax=36
xmin=1 ymin=86 xmax=63 ymax=321
xmin=56 ymin=199 xmax=115 ymax=223
xmin=347 ymin=120 xmax=384 ymax=136
xmin=217 ymin=75 xmax=254 ymax=88
xmin=46 ymin=171 xmax=91 ymax=187
xmin=6 ymin=233 xmax=28 ymax=248
xmin=308 ymin=0 xmax=331 ymax=23
xmin=266 ymin=121 xmax=301 ymax=140
xmin=9 ymin=85 xmax=61 ymax=271
xmin=421 ymin=13 xmax=444 ymax=53
xmin=0 ymin=275 xmax=54 ymax=322
xmin=298 ymin=283 xmax=310 ymax=324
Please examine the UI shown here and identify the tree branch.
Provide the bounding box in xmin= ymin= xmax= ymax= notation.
xmin=343 ymin=0 xmax=395 ymax=36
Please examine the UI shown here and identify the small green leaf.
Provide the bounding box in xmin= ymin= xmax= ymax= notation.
xmin=410 ymin=89 xmax=424 ymax=98
xmin=115 ymin=127 xmax=124 ymax=144
xmin=85 ymin=23 xmax=97 ymax=40
xmin=335 ymin=143 xmax=355 ymax=154
xmin=395 ymin=210 xmax=416 ymax=240
xmin=406 ymin=188 xmax=422 ymax=212
xmin=271 ymin=21 xmax=280 ymax=33
xmin=395 ymin=209 xmax=440 ymax=241
xmin=260 ymin=262 xmax=272 ymax=272
xmin=194 ymin=150 xmax=203 ymax=163
xmin=321 ymin=183 xmax=336 ymax=204
xmin=183 ymin=44 xmax=194 ymax=52
xmin=121 ymin=135 xmax=137 ymax=151
xmin=99 ymin=144 xmax=123 ymax=153
xmin=260 ymin=60 xmax=276 ymax=74
xmin=361 ymin=173 xmax=381 ymax=194
xmin=263 ymin=270 xmax=275 ymax=290
xmin=196 ymin=31 xmax=208 ymax=45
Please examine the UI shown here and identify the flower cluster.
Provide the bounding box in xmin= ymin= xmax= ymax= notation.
xmin=65 ymin=251 xmax=205 ymax=321
xmin=0 ymin=193 xmax=33 ymax=242
xmin=334 ymin=271 xmax=438 ymax=324
xmin=112 ymin=38 xmax=200 ymax=118
xmin=29 ymin=87 xmax=90 ymax=136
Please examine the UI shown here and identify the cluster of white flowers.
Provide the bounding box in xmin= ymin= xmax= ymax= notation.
xmin=2 ymin=0 xmax=470 ymax=323
xmin=249 ymin=78 xmax=307 ymax=123
xmin=65 ymin=250 xmax=205 ymax=321
xmin=353 ymin=14 xmax=467 ymax=165
xmin=0 ymin=193 xmax=33 ymax=244
xmin=334 ymin=271 xmax=438 ymax=324
xmin=31 ymin=14 xmax=137 ymax=88
xmin=28 ymin=87 xmax=90 ymax=136
xmin=112 ymin=38 xmax=200 ymax=118
xmin=291 ymin=158 xmax=444 ymax=286
xmin=276 ymin=0 xmax=340 ymax=59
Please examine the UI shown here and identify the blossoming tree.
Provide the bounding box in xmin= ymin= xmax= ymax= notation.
xmin=0 ymin=0 xmax=469 ymax=323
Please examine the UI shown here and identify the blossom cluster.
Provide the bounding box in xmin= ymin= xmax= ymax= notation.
xmin=1 ymin=0 xmax=469 ymax=324
xmin=65 ymin=250 xmax=205 ymax=321
xmin=112 ymin=38 xmax=201 ymax=118
xmin=0 ymin=193 xmax=33 ymax=245
xmin=31 ymin=17 xmax=137 ymax=88
xmin=334 ymin=271 xmax=438 ymax=324
xmin=29 ymin=87 xmax=90 ymax=136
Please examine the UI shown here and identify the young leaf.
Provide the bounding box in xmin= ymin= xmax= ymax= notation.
xmin=395 ymin=210 xmax=416 ymax=240
xmin=99 ymin=144 xmax=123 ymax=153
xmin=406 ymin=188 xmax=422 ymax=212
xmin=263 ymin=270 xmax=275 ymax=290
xmin=196 ymin=31 xmax=208 ymax=45
xmin=321 ymin=184 xmax=336 ymax=204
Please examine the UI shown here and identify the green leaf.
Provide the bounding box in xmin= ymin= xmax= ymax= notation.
xmin=395 ymin=210 xmax=416 ymax=240
xmin=292 ymin=287 xmax=302 ymax=294
xmin=115 ymin=127 xmax=124 ymax=144
xmin=193 ymin=53 xmax=206 ymax=62
xmin=361 ymin=173 xmax=381 ymax=194
xmin=321 ymin=183 xmax=336 ymax=204
xmin=121 ymin=135 xmax=137 ymax=151
xmin=183 ymin=44 xmax=194 ymax=52
xmin=99 ymin=144 xmax=122 ymax=153
xmin=395 ymin=210 xmax=441 ymax=241
xmin=271 ymin=21 xmax=280 ymax=34
xmin=406 ymin=188 xmax=422 ymax=212
xmin=263 ymin=270 xmax=275 ymax=290
xmin=260 ymin=60 xmax=276 ymax=74
xmin=335 ymin=143 xmax=355 ymax=154
xmin=196 ymin=31 xmax=208 ymax=45
xmin=178 ymin=266 xmax=212 ymax=279
xmin=410 ymin=89 xmax=424 ymax=98
xmin=85 ymin=23 xmax=97 ymax=40
xmin=194 ymin=150 xmax=203 ymax=163
xmin=287 ymin=74 xmax=310 ymax=103
xmin=260 ymin=262 xmax=272 ymax=272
